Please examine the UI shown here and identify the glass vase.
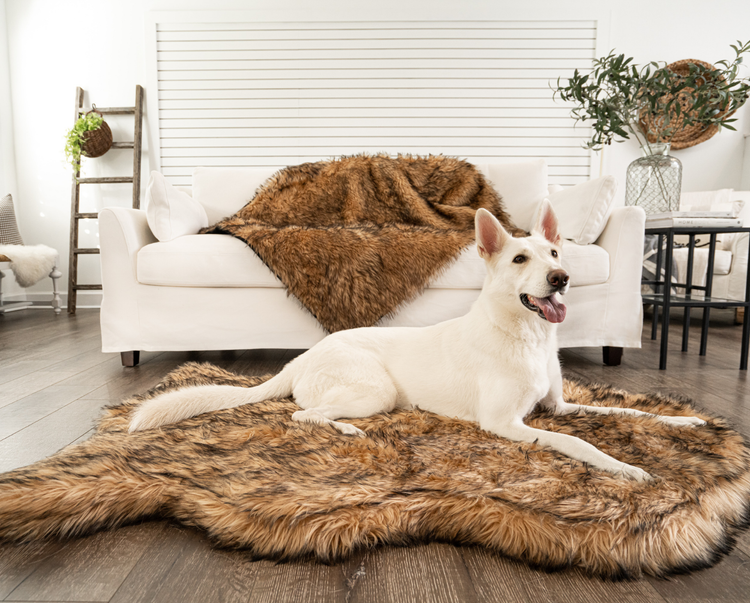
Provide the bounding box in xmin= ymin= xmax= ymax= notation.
xmin=625 ymin=143 xmax=682 ymax=214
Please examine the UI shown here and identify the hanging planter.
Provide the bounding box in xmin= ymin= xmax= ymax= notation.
xmin=64 ymin=105 xmax=113 ymax=174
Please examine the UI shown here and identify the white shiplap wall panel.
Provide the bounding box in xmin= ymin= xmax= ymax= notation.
xmin=153 ymin=20 xmax=597 ymax=187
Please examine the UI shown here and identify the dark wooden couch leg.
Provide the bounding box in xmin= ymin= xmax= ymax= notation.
xmin=602 ymin=346 xmax=623 ymax=366
xmin=121 ymin=351 xmax=140 ymax=367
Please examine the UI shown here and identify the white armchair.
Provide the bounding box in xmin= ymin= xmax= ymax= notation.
xmin=672 ymin=191 xmax=750 ymax=313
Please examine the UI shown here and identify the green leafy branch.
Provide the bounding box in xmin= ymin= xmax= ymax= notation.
xmin=553 ymin=41 xmax=750 ymax=152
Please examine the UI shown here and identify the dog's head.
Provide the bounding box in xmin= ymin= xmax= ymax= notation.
xmin=475 ymin=201 xmax=568 ymax=324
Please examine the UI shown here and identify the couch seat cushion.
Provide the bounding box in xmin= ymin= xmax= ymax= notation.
xmin=137 ymin=234 xmax=283 ymax=288
xmin=138 ymin=235 xmax=609 ymax=290
xmin=560 ymin=240 xmax=610 ymax=287
xmin=428 ymin=240 xmax=609 ymax=289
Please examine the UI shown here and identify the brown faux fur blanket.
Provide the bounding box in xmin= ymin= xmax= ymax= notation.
xmin=1 ymin=362 xmax=749 ymax=579
xmin=202 ymin=154 xmax=519 ymax=332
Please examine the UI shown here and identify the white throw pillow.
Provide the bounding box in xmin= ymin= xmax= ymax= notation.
xmin=0 ymin=194 xmax=24 ymax=245
xmin=146 ymin=171 xmax=209 ymax=242
xmin=547 ymin=176 xmax=617 ymax=245
xmin=192 ymin=167 xmax=278 ymax=225
xmin=482 ymin=159 xmax=549 ymax=231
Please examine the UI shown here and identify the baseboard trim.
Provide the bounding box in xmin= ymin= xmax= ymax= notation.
xmin=22 ymin=291 xmax=102 ymax=309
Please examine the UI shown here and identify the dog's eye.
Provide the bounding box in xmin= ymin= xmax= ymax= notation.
xmin=513 ymin=255 xmax=527 ymax=264
xmin=551 ymin=249 xmax=558 ymax=258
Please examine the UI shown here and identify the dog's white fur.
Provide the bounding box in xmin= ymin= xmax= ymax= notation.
xmin=130 ymin=202 xmax=704 ymax=481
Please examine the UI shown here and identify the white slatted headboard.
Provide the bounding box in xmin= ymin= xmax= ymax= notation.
xmin=147 ymin=15 xmax=601 ymax=188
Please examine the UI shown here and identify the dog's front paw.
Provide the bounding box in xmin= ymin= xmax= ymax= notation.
xmin=333 ymin=422 xmax=366 ymax=437
xmin=619 ymin=463 xmax=653 ymax=482
xmin=660 ymin=415 xmax=706 ymax=427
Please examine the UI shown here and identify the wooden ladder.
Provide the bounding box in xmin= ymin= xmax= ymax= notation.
xmin=68 ymin=85 xmax=144 ymax=314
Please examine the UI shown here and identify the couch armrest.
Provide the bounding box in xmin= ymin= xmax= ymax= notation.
xmin=99 ymin=208 xmax=156 ymax=353
xmin=594 ymin=206 xmax=646 ymax=288
xmin=99 ymin=208 xmax=156 ymax=273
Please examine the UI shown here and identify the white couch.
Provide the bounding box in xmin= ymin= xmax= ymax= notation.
xmin=99 ymin=159 xmax=646 ymax=367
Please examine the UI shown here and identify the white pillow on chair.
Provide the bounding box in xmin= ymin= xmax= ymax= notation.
xmin=146 ymin=171 xmax=208 ymax=242
xmin=0 ymin=194 xmax=24 ymax=245
xmin=547 ymin=176 xmax=618 ymax=245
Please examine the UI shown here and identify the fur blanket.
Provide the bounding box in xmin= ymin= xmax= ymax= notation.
xmin=1 ymin=362 xmax=749 ymax=579
xmin=202 ymin=155 xmax=519 ymax=333
xmin=0 ymin=244 xmax=57 ymax=288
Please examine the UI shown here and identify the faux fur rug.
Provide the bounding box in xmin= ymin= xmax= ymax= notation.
xmin=201 ymin=155 xmax=520 ymax=332
xmin=1 ymin=362 xmax=749 ymax=580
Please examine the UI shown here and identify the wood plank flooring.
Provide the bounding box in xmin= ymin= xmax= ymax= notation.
xmin=0 ymin=308 xmax=749 ymax=602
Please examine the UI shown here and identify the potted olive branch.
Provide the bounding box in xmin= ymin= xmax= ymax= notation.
xmin=554 ymin=41 xmax=750 ymax=151
xmin=554 ymin=42 xmax=750 ymax=211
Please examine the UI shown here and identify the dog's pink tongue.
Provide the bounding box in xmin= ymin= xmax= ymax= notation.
xmin=531 ymin=295 xmax=567 ymax=323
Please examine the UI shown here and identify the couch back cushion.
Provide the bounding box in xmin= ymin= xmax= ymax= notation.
xmin=191 ymin=160 xmax=550 ymax=231
xmin=480 ymin=159 xmax=549 ymax=231
xmin=192 ymin=167 xmax=278 ymax=225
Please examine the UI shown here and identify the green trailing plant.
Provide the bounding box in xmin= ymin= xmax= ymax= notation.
xmin=554 ymin=41 xmax=750 ymax=151
xmin=64 ymin=112 xmax=104 ymax=173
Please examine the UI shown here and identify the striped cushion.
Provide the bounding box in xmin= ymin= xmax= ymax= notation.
xmin=0 ymin=194 xmax=23 ymax=245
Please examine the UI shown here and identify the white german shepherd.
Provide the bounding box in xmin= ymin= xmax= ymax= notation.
xmin=130 ymin=201 xmax=704 ymax=481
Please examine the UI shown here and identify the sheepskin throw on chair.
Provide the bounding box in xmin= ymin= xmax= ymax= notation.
xmin=0 ymin=194 xmax=58 ymax=290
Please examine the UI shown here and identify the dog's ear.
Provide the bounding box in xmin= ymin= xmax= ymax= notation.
xmin=532 ymin=200 xmax=561 ymax=245
xmin=475 ymin=208 xmax=510 ymax=259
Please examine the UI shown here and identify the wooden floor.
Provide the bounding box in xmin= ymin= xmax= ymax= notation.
xmin=1 ymin=308 xmax=749 ymax=603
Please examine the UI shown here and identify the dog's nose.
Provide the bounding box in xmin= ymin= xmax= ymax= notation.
xmin=547 ymin=269 xmax=569 ymax=289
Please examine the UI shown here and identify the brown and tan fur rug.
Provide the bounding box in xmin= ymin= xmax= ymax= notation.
xmin=201 ymin=154 xmax=521 ymax=333
xmin=1 ymin=362 xmax=749 ymax=579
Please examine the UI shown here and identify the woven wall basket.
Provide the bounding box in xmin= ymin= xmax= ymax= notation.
xmin=639 ymin=59 xmax=731 ymax=150
xmin=81 ymin=107 xmax=113 ymax=158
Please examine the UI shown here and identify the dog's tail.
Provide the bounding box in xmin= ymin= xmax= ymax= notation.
xmin=129 ymin=370 xmax=294 ymax=432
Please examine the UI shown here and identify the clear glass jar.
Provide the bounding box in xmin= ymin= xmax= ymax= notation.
xmin=625 ymin=143 xmax=682 ymax=214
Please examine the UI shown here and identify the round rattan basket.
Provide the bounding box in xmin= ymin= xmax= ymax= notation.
xmin=639 ymin=59 xmax=731 ymax=150
xmin=81 ymin=106 xmax=113 ymax=158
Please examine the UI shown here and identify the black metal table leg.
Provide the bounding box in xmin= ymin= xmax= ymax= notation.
xmin=741 ymin=235 xmax=750 ymax=370
xmin=682 ymin=234 xmax=695 ymax=352
xmin=652 ymin=233 xmax=664 ymax=341
xmin=659 ymin=231 xmax=674 ymax=370
xmin=699 ymin=233 xmax=717 ymax=356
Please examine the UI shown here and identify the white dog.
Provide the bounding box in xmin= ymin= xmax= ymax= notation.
xmin=130 ymin=201 xmax=704 ymax=481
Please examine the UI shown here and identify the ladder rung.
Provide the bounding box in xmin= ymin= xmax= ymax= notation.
xmin=75 ymin=212 xmax=98 ymax=219
xmin=86 ymin=107 xmax=135 ymax=115
xmin=111 ymin=141 xmax=134 ymax=149
xmin=73 ymin=248 xmax=101 ymax=255
xmin=74 ymin=284 xmax=103 ymax=290
xmin=78 ymin=177 xmax=133 ymax=184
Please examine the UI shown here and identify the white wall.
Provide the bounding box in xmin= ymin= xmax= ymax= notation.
xmin=0 ymin=0 xmax=24 ymax=303
xmin=0 ymin=0 xmax=15 ymax=200
xmin=3 ymin=0 xmax=750 ymax=306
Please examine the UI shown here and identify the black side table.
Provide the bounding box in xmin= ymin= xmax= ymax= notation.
xmin=643 ymin=225 xmax=750 ymax=370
